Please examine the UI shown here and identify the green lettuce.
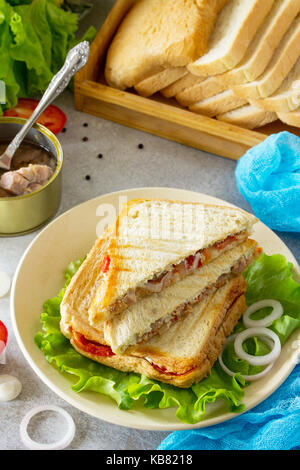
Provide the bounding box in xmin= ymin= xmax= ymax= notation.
xmin=0 ymin=0 xmax=96 ymax=113
xmin=35 ymin=254 xmax=300 ymax=424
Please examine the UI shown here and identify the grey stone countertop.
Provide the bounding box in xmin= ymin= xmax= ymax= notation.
xmin=0 ymin=0 xmax=299 ymax=450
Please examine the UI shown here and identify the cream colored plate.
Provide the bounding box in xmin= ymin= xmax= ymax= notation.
xmin=11 ymin=187 xmax=300 ymax=431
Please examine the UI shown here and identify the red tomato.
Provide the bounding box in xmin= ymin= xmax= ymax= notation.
xmin=0 ymin=320 xmax=8 ymax=345
xmin=150 ymin=361 xmax=196 ymax=376
xmin=100 ymin=255 xmax=111 ymax=273
xmin=214 ymin=235 xmax=237 ymax=251
xmin=73 ymin=331 xmax=115 ymax=357
xmin=4 ymin=98 xmax=67 ymax=134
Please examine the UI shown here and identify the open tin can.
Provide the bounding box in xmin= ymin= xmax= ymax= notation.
xmin=0 ymin=117 xmax=63 ymax=236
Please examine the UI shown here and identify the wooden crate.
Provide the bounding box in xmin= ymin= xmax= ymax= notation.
xmin=74 ymin=0 xmax=300 ymax=161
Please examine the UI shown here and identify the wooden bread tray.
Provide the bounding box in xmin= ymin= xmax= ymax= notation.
xmin=74 ymin=0 xmax=300 ymax=161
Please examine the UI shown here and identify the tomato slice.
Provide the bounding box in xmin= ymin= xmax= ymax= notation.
xmin=150 ymin=361 xmax=196 ymax=376
xmin=100 ymin=255 xmax=111 ymax=273
xmin=0 ymin=320 xmax=8 ymax=350
xmin=73 ymin=331 xmax=115 ymax=357
xmin=4 ymin=98 xmax=67 ymax=134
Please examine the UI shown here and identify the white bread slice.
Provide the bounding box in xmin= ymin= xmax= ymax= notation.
xmin=213 ymin=0 xmax=300 ymax=88
xmin=133 ymin=0 xmax=230 ymax=97
xmin=104 ymin=240 xmax=257 ymax=353
xmin=189 ymin=90 xmax=247 ymax=117
xmin=176 ymin=75 xmax=228 ymax=107
xmin=278 ymin=108 xmax=300 ymax=127
xmin=160 ymin=72 xmax=204 ymax=98
xmin=217 ymin=104 xmax=277 ymax=129
xmin=68 ymin=276 xmax=247 ymax=387
xmin=188 ymin=0 xmax=275 ymax=77
xmin=105 ymin=0 xmax=228 ymax=90
xmin=134 ymin=68 xmax=187 ymax=98
xmin=87 ymin=199 xmax=257 ymax=325
xmin=250 ymin=57 xmax=300 ymax=113
xmin=233 ymin=16 xmax=300 ymax=100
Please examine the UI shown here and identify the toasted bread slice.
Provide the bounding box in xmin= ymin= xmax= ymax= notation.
xmin=105 ymin=0 xmax=226 ymax=90
xmin=67 ymin=276 xmax=247 ymax=388
xmin=250 ymin=57 xmax=300 ymax=113
xmin=82 ymin=199 xmax=256 ymax=324
xmin=189 ymin=90 xmax=247 ymax=117
xmin=103 ymin=239 xmax=258 ymax=353
xmin=188 ymin=0 xmax=274 ymax=77
xmin=233 ymin=16 xmax=300 ymax=100
xmin=217 ymin=104 xmax=277 ymax=129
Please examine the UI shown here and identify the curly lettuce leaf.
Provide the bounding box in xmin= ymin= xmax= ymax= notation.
xmin=0 ymin=0 xmax=96 ymax=113
xmin=244 ymin=253 xmax=300 ymax=344
xmin=35 ymin=254 xmax=300 ymax=424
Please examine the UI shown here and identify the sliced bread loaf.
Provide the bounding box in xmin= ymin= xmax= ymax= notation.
xmin=134 ymin=68 xmax=186 ymax=97
xmin=233 ymin=16 xmax=300 ymax=99
xmin=217 ymin=104 xmax=277 ymax=129
xmin=161 ymin=72 xmax=204 ymax=98
xmin=176 ymin=75 xmax=227 ymax=107
xmin=213 ymin=0 xmax=300 ymax=88
xmin=188 ymin=0 xmax=274 ymax=77
xmin=105 ymin=0 xmax=228 ymax=90
xmin=250 ymin=57 xmax=300 ymax=113
xmin=189 ymin=90 xmax=247 ymax=117
xmin=277 ymin=108 xmax=300 ymax=127
xmin=134 ymin=0 xmax=229 ymax=97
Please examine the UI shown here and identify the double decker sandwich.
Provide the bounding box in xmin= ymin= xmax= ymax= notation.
xmin=60 ymin=199 xmax=261 ymax=387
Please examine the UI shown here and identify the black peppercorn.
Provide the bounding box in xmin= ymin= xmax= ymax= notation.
xmin=138 ymin=143 xmax=144 ymax=149
xmin=98 ymin=153 xmax=103 ymax=159
xmin=82 ymin=136 xmax=88 ymax=142
xmin=62 ymin=127 xmax=67 ymax=133
xmin=85 ymin=175 xmax=91 ymax=180
xmin=83 ymin=122 xmax=88 ymax=127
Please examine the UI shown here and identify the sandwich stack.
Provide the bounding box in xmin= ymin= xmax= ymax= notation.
xmin=61 ymin=199 xmax=261 ymax=387
xmin=105 ymin=0 xmax=300 ymax=130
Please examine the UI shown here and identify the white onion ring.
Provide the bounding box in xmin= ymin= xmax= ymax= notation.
xmin=243 ymin=299 xmax=283 ymax=328
xmin=234 ymin=327 xmax=281 ymax=366
xmin=218 ymin=335 xmax=275 ymax=381
xmin=20 ymin=405 xmax=75 ymax=450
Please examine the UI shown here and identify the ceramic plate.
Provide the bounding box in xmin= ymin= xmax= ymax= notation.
xmin=11 ymin=187 xmax=300 ymax=431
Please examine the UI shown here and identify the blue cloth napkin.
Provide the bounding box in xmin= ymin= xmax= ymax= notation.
xmin=158 ymin=364 xmax=300 ymax=450
xmin=235 ymin=131 xmax=300 ymax=232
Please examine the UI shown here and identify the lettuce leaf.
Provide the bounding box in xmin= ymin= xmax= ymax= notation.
xmin=35 ymin=254 xmax=300 ymax=424
xmin=0 ymin=0 xmax=96 ymax=113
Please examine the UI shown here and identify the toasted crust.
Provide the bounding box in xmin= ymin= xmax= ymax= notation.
xmin=69 ymin=276 xmax=247 ymax=388
xmin=87 ymin=199 xmax=257 ymax=324
xmin=60 ymin=226 xmax=112 ymax=339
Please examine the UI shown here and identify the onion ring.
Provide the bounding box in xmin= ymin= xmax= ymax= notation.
xmin=20 ymin=405 xmax=75 ymax=450
xmin=243 ymin=299 xmax=283 ymax=328
xmin=234 ymin=327 xmax=281 ymax=366
xmin=218 ymin=335 xmax=275 ymax=382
